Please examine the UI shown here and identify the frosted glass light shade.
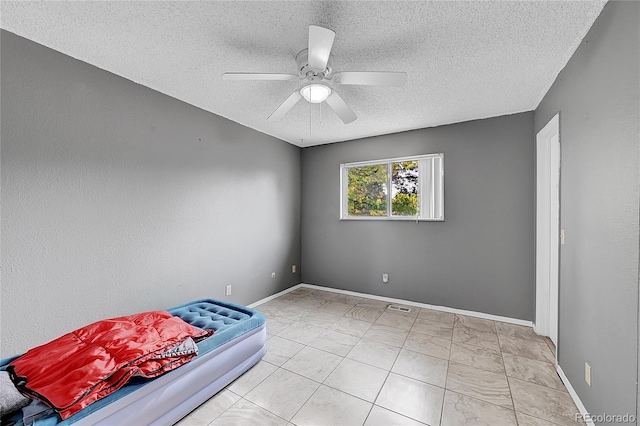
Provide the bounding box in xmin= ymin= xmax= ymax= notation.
xmin=300 ymin=84 xmax=331 ymax=103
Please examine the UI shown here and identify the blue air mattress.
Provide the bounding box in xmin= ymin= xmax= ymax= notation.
xmin=1 ymin=299 xmax=267 ymax=425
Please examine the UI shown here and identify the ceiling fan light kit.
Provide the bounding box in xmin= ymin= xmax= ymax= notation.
xmin=223 ymin=25 xmax=407 ymax=124
xmin=300 ymin=83 xmax=331 ymax=103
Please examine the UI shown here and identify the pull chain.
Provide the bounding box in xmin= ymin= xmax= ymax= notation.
xmin=309 ymin=94 xmax=312 ymax=136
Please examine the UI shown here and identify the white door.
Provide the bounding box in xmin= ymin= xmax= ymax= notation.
xmin=535 ymin=114 xmax=560 ymax=350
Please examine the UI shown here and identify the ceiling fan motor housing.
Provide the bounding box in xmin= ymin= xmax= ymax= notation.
xmin=296 ymin=49 xmax=334 ymax=81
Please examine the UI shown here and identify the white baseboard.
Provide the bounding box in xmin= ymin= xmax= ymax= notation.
xmin=247 ymin=284 xmax=305 ymax=308
xmin=255 ymin=282 xmax=532 ymax=327
xmin=557 ymin=365 xmax=594 ymax=426
xmin=533 ymin=323 xmax=542 ymax=335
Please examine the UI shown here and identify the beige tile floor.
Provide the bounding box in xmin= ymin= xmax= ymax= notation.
xmin=176 ymin=288 xmax=578 ymax=426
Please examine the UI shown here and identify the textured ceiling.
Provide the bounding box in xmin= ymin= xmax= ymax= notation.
xmin=1 ymin=1 xmax=606 ymax=147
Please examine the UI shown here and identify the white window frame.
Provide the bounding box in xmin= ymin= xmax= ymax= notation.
xmin=340 ymin=153 xmax=444 ymax=221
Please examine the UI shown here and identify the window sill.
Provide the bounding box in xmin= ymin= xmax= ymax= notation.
xmin=339 ymin=216 xmax=444 ymax=222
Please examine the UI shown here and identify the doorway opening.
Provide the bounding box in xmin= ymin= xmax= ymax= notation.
xmin=535 ymin=113 xmax=560 ymax=357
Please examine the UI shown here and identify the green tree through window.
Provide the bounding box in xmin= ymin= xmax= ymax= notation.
xmin=347 ymin=164 xmax=387 ymax=216
xmin=392 ymin=161 xmax=419 ymax=216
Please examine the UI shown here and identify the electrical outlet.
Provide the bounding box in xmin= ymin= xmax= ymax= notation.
xmin=292 ymin=265 xmax=296 ymax=273
xmin=585 ymin=362 xmax=592 ymax=386
xmin=225 ymin=285 xmax=232 ymax=296
xmin=382 ymin=273 xmax=389 ymax=283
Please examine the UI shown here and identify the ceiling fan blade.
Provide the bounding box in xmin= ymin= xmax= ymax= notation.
xmin=308 ymin=25 xmax=335 ymax=71
xmin=267 ymin=90 xmax=303 ymax=121
xmin=325 ymin=91 xmax=357 ymax=124
xmin=334 ymin=71 xmax=408 ymax=87
xmin=223 ymin=73 xmax=298 ymax=81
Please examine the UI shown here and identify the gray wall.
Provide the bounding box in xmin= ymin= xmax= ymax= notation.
xmin=301 ymin=112 xmax=535 ymax=320
xmin=1 ymin=31 xmax=301 ymax=357
xmin=534 ymin=1 xmax=639 ymax=420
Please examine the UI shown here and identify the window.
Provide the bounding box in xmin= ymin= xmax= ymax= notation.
xmin=340 ymin=154 xmax=444 ymax=221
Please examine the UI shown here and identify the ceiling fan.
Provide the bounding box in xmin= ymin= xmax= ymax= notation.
xmin=223 ymin=25 xmax=408 ymax=124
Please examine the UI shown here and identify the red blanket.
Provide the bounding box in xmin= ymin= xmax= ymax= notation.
xmin=8 ymin=311 xmax=209 ymax=419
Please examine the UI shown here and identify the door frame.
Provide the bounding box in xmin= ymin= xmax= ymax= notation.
xmin=535 ymin=113 xmax=560 ymax=355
